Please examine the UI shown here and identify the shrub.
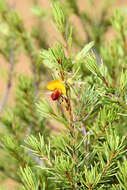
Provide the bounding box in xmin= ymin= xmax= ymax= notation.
xmin=0 ymin=0 xmax=127 ymax=189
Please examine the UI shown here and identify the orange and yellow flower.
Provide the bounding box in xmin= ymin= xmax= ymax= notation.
xmin=46 ymin=80 xmax=66 ymax=101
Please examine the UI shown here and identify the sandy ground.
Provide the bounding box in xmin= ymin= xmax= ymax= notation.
xmin=0 ymin=0 xmax=127 ymax=189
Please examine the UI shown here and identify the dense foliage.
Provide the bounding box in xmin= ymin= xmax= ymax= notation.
xmin=0 ymin=0 xmax=127 ymax=189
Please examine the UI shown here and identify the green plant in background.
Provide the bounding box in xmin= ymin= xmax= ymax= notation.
xmin=0 ymin=0 xmax=127 ymax=189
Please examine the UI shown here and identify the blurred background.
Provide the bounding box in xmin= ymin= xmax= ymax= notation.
xmin=0 ymin=0 xmax=127 ymax=189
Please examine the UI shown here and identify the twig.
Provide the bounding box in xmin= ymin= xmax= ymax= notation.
xmin=102 ymin=151 xmax=115 ymax=176
xmin=89 ymin=184 xmax=93 ymax=190
xmin=65 ymin=170 xmax=76 ymax=190
xmin=64 ymin=95 xmax=75 ymax=139
xmin=0 ymin=41 xmax=14 ymax=114
xmin=101 ymin=74 xmax=109 ymax=88
xmin=88 ymin=122 xmax=109 ymax=147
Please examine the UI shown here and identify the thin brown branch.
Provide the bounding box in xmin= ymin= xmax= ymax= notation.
xmin=64 ymin=91 xmax=77 ymax=169
xmin=65 ymin=170 xmax=76 ymax=190
xmin=102 ymin=151 xmax=115 ymax=176
xmin=88 ymin=121 xmax=109 ymax=147
xmin=89 ymin=184 xmax=93 ymax=190
xmin=101 ymin=75 xmax=109 ymax=88
xmin=64 ymin=96 xmax=75 ymax=139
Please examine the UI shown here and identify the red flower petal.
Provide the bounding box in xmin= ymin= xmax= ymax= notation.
xmin=51 ymin=89 xmax=61 ymax=101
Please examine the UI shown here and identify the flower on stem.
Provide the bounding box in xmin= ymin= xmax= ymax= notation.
xmin=46 ymin=80 xmax=66 ymax=101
